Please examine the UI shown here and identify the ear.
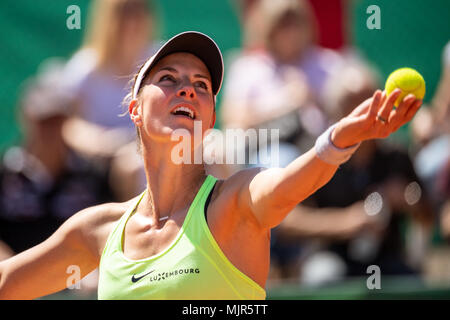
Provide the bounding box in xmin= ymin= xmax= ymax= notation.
xmin=129 ymin=99 xmax=142 ymax=126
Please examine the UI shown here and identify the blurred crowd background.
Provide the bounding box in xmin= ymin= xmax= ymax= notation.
xmin=0 ymin=0 xmax=449 ymax=299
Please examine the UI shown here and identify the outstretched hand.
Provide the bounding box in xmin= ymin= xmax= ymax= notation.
xmin=331 ymin=89 xmax=423 ymax=148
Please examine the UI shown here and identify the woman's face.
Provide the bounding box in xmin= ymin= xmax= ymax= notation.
xmin=131 ymin=52 xmax=216 ymax=147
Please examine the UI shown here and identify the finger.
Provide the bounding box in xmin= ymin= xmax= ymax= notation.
xmin=388 ymin=94 xmax=416 ymax=124
xmin=349 ymin=97 xmax=372 ymax=117
xmin=377 ymin=89 xmax=401 ymax=122
xmin=396 ymin=94 xmax=416 ymax=116
xmin=373 ymin=90 xmax=387 ymax=118
xmin=367 ymin=90 xmax=382 ymax=119
xmin=380 ymin=90 xmax=387 ymax=109
xmin=348 ymin=90 xmax=381 ymax=118
xmin=404 ymin=99 xmax=423 ymax=121
xmin=392 ymin=99 xmax=422 ymax=132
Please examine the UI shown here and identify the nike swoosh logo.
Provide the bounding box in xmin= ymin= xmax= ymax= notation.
xmin=131 ymin=270 xmax=155 ymax=283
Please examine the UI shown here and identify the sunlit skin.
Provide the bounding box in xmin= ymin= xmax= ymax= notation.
xmin=0 ymin=50 xmax=422 ymax=299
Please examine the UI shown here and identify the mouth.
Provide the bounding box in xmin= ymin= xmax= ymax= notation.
xmin=171 ymin=105 xmax=196 ymax=120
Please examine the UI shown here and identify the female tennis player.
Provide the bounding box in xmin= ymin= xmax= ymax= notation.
xmin=0 ymin=32 xmax=421 ymax=300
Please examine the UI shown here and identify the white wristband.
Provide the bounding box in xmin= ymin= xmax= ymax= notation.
xmin=314 ymin=123 xmax=360 ymax=165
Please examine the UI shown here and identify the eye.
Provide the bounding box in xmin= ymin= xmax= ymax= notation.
xmin=159 ymin=74 xmax=176 ymax=83
xmin=195 ymin=81 xmax=208 ymax=90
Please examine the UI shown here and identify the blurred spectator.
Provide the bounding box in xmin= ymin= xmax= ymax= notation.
xmin=221 ymin=0 xmax=343 ymax=170
xmin=275 ymin=60 xmax=435 ymax=284
xmin=0 ymin=60 xmax=117 ymax=296
xmin=412 ymin=41 xmax=450 ymax=213
xmin=432 ymin=41 xmax=450 ymax=134
xmin=439 ymin=159 xmax=450 ymax=238
xmin=108 ymin=140 xmax=146 ymax=201
xmin=235 ymin=0 xmax=347 ymax=51
xmin=408 ymin=42 xmax=450 ymax=252
xmin=221 ymin=0 xmax=344 ymax=280
xmin=63 ymin=0 xmax=156 ymax=159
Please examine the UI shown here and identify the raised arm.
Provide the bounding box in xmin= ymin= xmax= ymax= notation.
xmin=0 ymin=204 xmax=112 ymax=299
xmin=241 ymin=89 xmax=422 ymax=229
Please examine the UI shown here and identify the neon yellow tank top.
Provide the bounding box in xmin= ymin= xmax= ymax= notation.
xmin=97 ymin=175 xmax=266 ymax=300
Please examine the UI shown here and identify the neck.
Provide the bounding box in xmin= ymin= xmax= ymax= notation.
xmin=139 ymin=139 xmax=207 ymax=221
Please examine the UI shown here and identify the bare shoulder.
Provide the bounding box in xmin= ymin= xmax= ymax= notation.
xmin=216 ymin=167 xmax=266 ymax=195
xmin=66 ymin=196 xmax=140 ymax=260
xmin=215 ymin=166 xmax=280 ymax=206
xmin=210 ymin=167 xmax=268 ymax=226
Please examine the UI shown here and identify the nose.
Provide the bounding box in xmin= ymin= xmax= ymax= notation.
xmin=176 ymin=81 xmax=196 ymax=99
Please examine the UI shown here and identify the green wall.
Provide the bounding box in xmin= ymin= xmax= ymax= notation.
xmin=352 ymin=0 xmax=450 ymax=102
xmin=1 ymin=0 xmax=449 ymax=151
xmin=0 ymin=0 xmax=242 ymax=152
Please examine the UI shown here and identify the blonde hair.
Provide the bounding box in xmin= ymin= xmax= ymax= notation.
xmin=245 ymin=0 xmax=318 ymax=50
xmin=82 ymin=0 xmax=153 ymax=70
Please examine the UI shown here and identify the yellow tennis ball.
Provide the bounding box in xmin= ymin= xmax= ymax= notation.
xmin=385 ymin=67 xmax=426 ymax=107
